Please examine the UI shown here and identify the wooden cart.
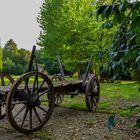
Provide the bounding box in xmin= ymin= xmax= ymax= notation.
xmin=0 ymin=45 xmax=100 ymax=134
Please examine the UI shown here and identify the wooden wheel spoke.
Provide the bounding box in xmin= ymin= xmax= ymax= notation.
xmin=88 ymin=92 xmax=92 ymax=96
xmin=90 ymin=97 xmax=96 ymax=107
xmin=37 ymin=105 xmax=48 ymax=114
xmin=39 ymin=100 xmax=50 ymax=102
xmin=31 ymin=74 xmax=38 ymax=95
xmin=39 ymin=89 xmax=50 ymax=97
xmin=34 ymin=79 xmax=46 ymax=96
xmin=94 ymin=92 xmax=99 ymax=97
xmin=29 ymin=108 xmax=32 ymax=130
xmin=12 ymin=100 xmax=27 ymax=105
xmin=94 ymin=86 xmax=98 ymax=92
xmin=24 ymin=80 xmax=31 ymax=95
xmin=93 ymin=97 xmax=97 ymax=105
xmin=93 ymin=81 xmax=96 ymax=86
xmin=21 ymin=107 xmax=29 ymax=128
xmin=14 ymin=105 xmax=26 ymax=118
xmin=33 ymin=107 xmax=42 ymax=123
xmin=39 ymin=79 xmax=45 ymax=90
xmin=89 ymin=92 xmax=99 ymax=101
xmin=16 ymin=89 xmax=29 ymax=100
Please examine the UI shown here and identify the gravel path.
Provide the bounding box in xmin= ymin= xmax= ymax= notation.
xmin=0 ymin=107 xmax=139 ymax=140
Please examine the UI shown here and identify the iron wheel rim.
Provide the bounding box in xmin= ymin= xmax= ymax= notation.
xmin=85 ymin=75 xmax=100 ymax=112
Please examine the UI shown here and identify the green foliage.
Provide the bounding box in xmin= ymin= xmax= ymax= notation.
xmin=2 ymin=58 xmax=15 ymax=74
xmin=34 ymin=131 xmax=52 ymax=140
xmin=2 ymin=39 xmax=30 ymax=74
xmin=36 ymin=49 xmax=60 ymax=74
xmin=96 ymin=0 xmax=140 ymax=80
xmin=3 ymin=39 xmax=18 ymax=62
xmin=16 ymin=48 xmax=30 ymax=66
xmin=38 ymin=0 xmax=113 ymax=75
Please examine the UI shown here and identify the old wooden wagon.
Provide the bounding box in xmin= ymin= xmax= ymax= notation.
xmin=0 ymin=45 xmax=100 ymax=134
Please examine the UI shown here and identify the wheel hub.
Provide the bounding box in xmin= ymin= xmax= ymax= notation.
xmin=27 ymin=96 xmax=40 ymax=107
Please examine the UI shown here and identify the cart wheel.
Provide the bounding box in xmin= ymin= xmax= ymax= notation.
xmin=85 ymin=75 xmax=100 ymax=112
xmin=0 ymin=72 xmax=14 ymax=119
xmin=55 ymin=93 xmax=64 ymax=106
xmin=6 ymin=71 xmax=55 ymax=134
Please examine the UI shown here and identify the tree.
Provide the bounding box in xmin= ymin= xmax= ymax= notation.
xmin=97 ymin=0 xmax=140 ymax=128
xmin=2 ymin=58 xmax=15 ymax=74
xmin=36 ymin=49 xmax=60 ymax=75
xmin=3 ymin=39 xmax=18 ymax=63
xmin=16 ymin=48 xmax=30 ymax=68
xmin=2 ymin=39 xmax=31 ymax=74
xmin=97 ymin=0 xmax=140 ymax=80
xmin=37 ymin=0 xmax=113 ymax=76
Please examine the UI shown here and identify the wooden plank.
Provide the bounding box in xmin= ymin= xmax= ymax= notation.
xmin=53 ymin=80 xmax=83 ymax=88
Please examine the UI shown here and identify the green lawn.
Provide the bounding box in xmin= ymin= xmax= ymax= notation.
xmin=60 ymin=81 xmax=140 ymax=117
xmin=6 ymin=75 xmax=140 ymax=117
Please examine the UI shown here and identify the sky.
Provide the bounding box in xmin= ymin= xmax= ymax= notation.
xmin=0 ymin=0 xmax=43 ymax=50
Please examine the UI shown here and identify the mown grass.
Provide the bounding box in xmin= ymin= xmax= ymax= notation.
xmin=3 ymin=74 xmax=140 ymax=117
xmin=60 ymin=81 xmax=140 ymax=117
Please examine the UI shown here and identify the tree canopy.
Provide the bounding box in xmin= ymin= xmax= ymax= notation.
xmin=2 ymin=39 xmax=30 ymax=75
xmin=96 ymin=0 xmax=140 ymax=80
xmin=37 ymin=0 xmax=114 ymax=75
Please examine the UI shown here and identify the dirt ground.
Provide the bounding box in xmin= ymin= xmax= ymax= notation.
xmin=0 ymin=106 xmax=139 ymax=140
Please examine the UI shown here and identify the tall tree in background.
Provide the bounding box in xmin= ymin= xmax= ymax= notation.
xmin=16 ymin=48 xmax=30 ymax=66
xmin=3 ymin=39 xmax=18 ymax=62
xmin=38 ymin=0 xmax=113 ymax=75
xmin=2 ymin=39 xmax=30 ymax=74
xmin=36 ymin=49 xmax=60 ymax=74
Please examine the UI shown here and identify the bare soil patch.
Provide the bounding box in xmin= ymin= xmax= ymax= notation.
xmin=0 ymin=106 xmax=139 ymax=140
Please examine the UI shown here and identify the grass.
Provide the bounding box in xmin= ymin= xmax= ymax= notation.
xmin=60 ymin=81 xmax=140 ymax=117
xmin=102 ymin=81 xmax=140 ymax=101
xmin=3 ymin=74 xmax=140 ymax=117
xmin=33 ymin=131 xmax=52 ymax=140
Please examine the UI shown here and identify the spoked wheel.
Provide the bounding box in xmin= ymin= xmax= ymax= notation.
xmin=85 ymin=75 xmax=100 ymax=112
xmin=0 ymin=72 xmax=14 ymax=119
xmin=54 ymin=93 xmax=64 ymax=106
xmin=6 ymin=72 xmax=55 ymax=134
